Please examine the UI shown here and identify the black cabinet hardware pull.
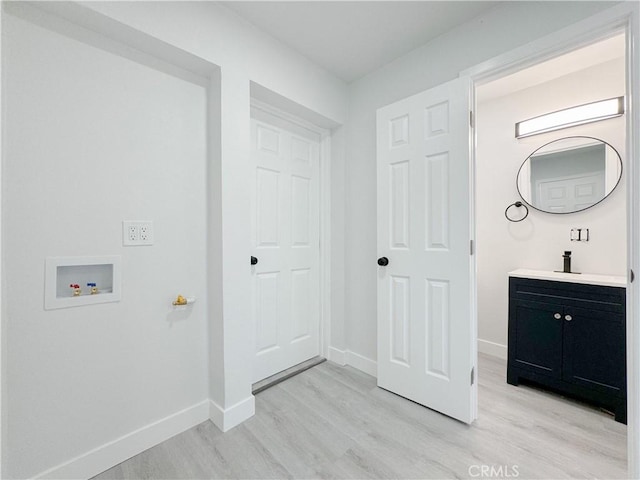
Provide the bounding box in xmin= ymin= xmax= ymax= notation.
xmin=250 ymin=256 xmax=258 ymax=265
xmin=377 ymin=257 xmax=389 ymax=266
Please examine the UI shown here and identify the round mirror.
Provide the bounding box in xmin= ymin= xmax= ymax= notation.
xmin=516 ymin=136 xmax=622 ymax=214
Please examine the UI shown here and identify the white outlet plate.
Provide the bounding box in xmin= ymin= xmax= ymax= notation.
xmin=123 ymin=221 xmax=154 ymax=246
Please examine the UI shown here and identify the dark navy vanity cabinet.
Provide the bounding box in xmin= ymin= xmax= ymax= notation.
xmin=507 ymin=273 xmax=626 ymax=423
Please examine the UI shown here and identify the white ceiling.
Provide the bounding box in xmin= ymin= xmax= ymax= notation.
xmin=478 ymin=33 xmax=625 ymax=102
xmin=221 ymin=1 xmax=500 ymax=83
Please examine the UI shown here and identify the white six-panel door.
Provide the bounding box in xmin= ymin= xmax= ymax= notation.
xmin=376 ymin=77 xmax=477 ymax=424
xmin=251 ymin=107 xmax=321 ymax=383
xmin=536 ymin=172 xmax=604 ymax=212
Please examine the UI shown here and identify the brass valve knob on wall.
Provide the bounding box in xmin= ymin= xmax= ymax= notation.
xmin=172 ymin=294 xmax=187 ymax=306
xmin=172 ymin=295 xmax=196 ymax=306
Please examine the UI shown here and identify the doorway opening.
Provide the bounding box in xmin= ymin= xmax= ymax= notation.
xmin=475 ymin=32 xmax=627 ymax=477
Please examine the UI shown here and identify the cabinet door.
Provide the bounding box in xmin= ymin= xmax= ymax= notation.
xmin=509 ymin=300 xmax=563 ymax=378
xmin=562 ymin=306 xmax=625 ymax=395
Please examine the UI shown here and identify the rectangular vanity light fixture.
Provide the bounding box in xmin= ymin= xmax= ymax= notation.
xmin=515 ymin=96 xmax=624 ymax=138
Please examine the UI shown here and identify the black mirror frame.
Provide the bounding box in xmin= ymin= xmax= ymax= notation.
xmin=515 ymin=135 xmax=623 ymax=215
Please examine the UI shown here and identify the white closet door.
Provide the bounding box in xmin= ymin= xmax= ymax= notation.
xmin=376 ymin=77 xmax=476 ymax=424
xmin=251 ymin=107 xmax=320 ymax=383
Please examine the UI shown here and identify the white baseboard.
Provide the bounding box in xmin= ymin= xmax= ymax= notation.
xmin=478 ymin=339 xmax=508 ymax=360
xmin=327 ymin=346 xmax=346 ymax=365
xmin=35 ymin=400 xmax=210 ymax=480
xmin=345 ymin=350 xmax=377 ymax=377
xmin=209 ymin=395 xmax=255 ymax=432
xmin=327 ymin=347 xmax=377 ymax=377
xmin=334 ymin=343 xmax=506 ymax=376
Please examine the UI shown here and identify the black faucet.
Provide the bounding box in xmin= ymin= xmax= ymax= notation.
xmin=563 ymin=251 xmax=572 ymax=273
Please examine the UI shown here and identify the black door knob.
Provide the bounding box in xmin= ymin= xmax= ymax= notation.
xmin=377 ymin=257 xmax=389 ymax=266
xmin=250 ymin=256 xmax=258 ymax=265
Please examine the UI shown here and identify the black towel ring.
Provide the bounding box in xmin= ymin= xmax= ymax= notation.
xmin=505 ymin=201 xmax=529 ymax=222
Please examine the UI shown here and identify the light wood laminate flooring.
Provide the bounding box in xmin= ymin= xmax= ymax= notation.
xmin=94 ymin=354 xmax=627 ymax=479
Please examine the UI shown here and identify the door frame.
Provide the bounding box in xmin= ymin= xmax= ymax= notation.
xmin=249 ymin=98 xmax=333 ymax=366
xmin=461 ymin=2 xmax=640 ymax=476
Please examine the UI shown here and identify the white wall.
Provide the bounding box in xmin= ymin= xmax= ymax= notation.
xmin=3 ymin=13 xmax=209 ymax=478
xmin=63 ymin=2 xmax=350 ymax=423
xmin=2 ymin=1 xmax=349 ymax=478
xmin=345 ymin=1 xmax=618 ymax=365
xmin=477 ymin=57 xmax=626 ymax=357
xmin=330 ymin=126 xmax=347 ymax=353
xmin=75 ymin=1 xmax=348 ymax=126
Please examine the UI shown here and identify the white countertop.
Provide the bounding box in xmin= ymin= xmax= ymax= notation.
xmin=508 ymin=268 xmax=627 ymax=287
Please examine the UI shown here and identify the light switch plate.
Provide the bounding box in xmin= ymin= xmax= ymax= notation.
xmin=570 ymin=228 xmax=589 ymax=242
